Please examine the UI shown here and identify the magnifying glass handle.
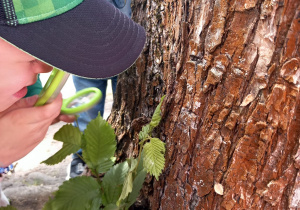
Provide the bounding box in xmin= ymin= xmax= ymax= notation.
xmin=35 ymin=69 xmax=70 ymax=106
xmin=46 ymin=72 xmax=70 ymax=104
xmin=35 ymin=69 xmax=102 ymax=115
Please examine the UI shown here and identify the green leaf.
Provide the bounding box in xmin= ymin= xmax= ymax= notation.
xmin=0 ymin=206 xmax=18 ymax=210
xmin=138 ymin=124 xmax=151 ymax=141
xmin=117 ymin=172 xmax=133 ymax=206
xmin=127 ymin=158 xmax=138 ymax=173
xmin=124 ymin=156 xmax=147 ymax=208
xmin=102 ymin=161 xmax=130 ymax=205
xmin=89 ymin=197 xmax=102 ymax=210
xmin=96 ymin=158 xmax=116 ymax=174
xmin=136 ymin=151 xmax=145 ymax=174
xmin=143 ymin=138 xmax=165 ymax=180
xmin=103 ymin=204 xmax=119 ymax=210
xmin=125 ymin=169 xmax=147 ymax=208
xmin=54 ymin=124 xmax=82 ymax=145
xmin=42 ymin=124 xmax=82 ymax=165
xmin=43 ymin=197 xmax=54 ymax=210
xmin=116 ymin=158 xmax=138 ymax=206
xmin=42 ymin=143 xmax=81 ymax=165
xmin=149 ymin=95 xmax=165 ymax=128
xmin=83 ymin=115 xmax=116 ymax=173
xmin=43 ymin=176 xmax=101 ymax=210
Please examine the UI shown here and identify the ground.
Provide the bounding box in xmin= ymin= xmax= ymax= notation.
xmin=2 ymin=75 xmax=113 ymax=210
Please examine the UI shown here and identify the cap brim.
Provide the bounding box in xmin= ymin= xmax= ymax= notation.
xmin=0 ymin=0 xmax=146 ymax=79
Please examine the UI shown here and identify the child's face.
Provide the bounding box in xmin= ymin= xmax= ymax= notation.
xmin=0 ymin=38 xmax=53 ymax=111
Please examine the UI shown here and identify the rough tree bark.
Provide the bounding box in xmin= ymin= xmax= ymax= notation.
xmin=108 ymin=0 xmax=300 ymax=209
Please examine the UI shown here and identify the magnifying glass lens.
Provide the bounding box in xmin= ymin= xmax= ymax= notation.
xmin=61 ymin=87 xmax=102 ymax=115
xmin=67 ymin=92 xmax=96 ymax=108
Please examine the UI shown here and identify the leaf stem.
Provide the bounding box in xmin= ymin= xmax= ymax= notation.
xmin=75 ymin=152 xmax=85 ymax=163
xmin=135 ymin=136 xmax=150 ymax=175
xmin=92 ymin=168 xmax=102 ymax=184
xmin=74 ymin=153 xmax=102 ymax=185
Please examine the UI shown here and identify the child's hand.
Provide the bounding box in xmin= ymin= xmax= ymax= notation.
xmin=51 ymin=114 xmax=76 ymax=125
xmin=0 ymin=94 xmax=63 ymax=167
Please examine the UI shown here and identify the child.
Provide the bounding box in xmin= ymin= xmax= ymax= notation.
xmin=0 ymin=0 xmax=145 ymax=168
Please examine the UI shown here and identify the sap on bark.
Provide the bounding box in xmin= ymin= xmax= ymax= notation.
xmin=214 ymin=183 xmax=224 ymax=195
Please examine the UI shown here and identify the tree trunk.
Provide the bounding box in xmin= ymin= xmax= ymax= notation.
xmin=108 ymin=0 xmax=300 ymax=209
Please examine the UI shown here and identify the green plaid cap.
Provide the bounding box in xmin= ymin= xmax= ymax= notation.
xmin=1 ymin=0 xmax=83 ymax=25
xmin=0 ymin=0 xmax=147 ymax=79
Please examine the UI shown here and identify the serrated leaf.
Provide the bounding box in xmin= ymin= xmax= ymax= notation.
xmin=43 ymin=197 xmax=54 ymax=210
xmin=138 ymin=124 xmax=151 ymax=141
xmin=42 ymin=143 xmax=81 ymax=165
xmin=116 ymin=158 xmax=138 ymax=205
xmin=42 ymin=125 xmax=82 ymax=165
xmin=117 ymin=158 xmax=140 ymax=206
xmin=96 ymin=158 xmax=116 ymax=174
xmin=117 ymin=172 xmax=133 ymax=206
xmin=102 ymin=161 xmax=130 ymax=205
xmin=117 ymin=154 xmax=146 ymax=209
xmin=149 ymin=95 xmax=165 ymax=128
xmin=54 ymin=124 xmax=82 ymax=145
xmin=136 ymin=151 xmax=145 ymax=174
xmin=43 ymin=176 xmax=101 ymax=210
xmin=103 ymin=204 xmax=119 ymax=210
xmin=81 ymin=133 xmax=87 ymax=151
xmin=125 ymin=169 xmax=147 ymax=208
xmin=143 ymin=138 xmax=165 ymax=180
xmin=83 ymin=115 xmax=116 ymax=173
xmin=0 ymin=206 xmax=18 ymax=210
xmin=125 ymin=156 xmax=147 ymax=208
xmin=87 ymin=197 xmax=102 ymax=210
xmin=127 ymin=158 xmax=138 ymax=173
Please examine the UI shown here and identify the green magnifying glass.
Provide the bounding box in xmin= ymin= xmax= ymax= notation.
xmin=35 ymin=68 xmax=102 ymax=115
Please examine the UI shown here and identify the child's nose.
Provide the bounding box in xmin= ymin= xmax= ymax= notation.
xmin=32 ymin=60 xmax=53 ymax=74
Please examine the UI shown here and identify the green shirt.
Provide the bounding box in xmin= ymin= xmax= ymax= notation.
xmin=25 ymin=75 xmax=42 ymax=97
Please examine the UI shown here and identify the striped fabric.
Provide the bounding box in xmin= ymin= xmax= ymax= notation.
xmin=3 ymin=0 xmax=83 ymax=25
xmin=1 ymin=0 xmax=18 ymax=25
